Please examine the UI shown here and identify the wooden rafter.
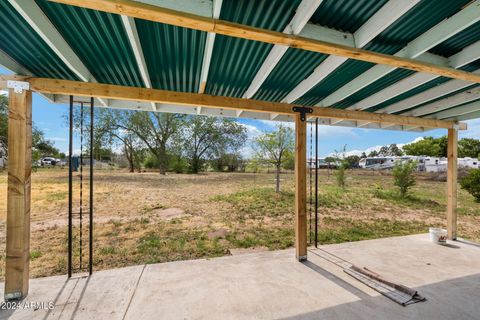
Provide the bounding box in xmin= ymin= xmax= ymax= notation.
xmin=0 ymin=75 xmax=467 ymax=130
xmin=48 ymin=0 xmax=480 ymax=84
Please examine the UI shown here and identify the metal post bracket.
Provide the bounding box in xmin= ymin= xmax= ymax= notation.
xmin=292 ymin=106 xmax=313 ymax=122
xmin=6 ymin=80 xmax=30 ymax=93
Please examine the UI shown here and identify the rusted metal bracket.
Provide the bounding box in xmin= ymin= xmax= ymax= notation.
xmin=292 ymin=106 xmax=313 ymax=122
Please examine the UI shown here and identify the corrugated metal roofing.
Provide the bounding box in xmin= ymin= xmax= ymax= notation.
xmin=204 ymin=0 xmax=301 ymax=97
xmin=135 ymin=21 xmax=206 ymax=92
xmin=332 ymin=69 xmax=416 ymax=109
xmin=430 ymin=96 xmax=480 ymax=119
xmin=310 ymin=0 xmax=388 ymax=33
xmin=36 ymin=0 xmax=144 ymax=87
xmin=0 ymin=1 xmax=78 ymax=80
xmin=429 ymin=21 xmax=480 ymax=57
xmin=397 ymin=84 xmax=480 ymax=116
xmin=365 ymin=59 xmax=480 ymax=113
xmin=0 ymin=0 xmax=478 ymax=124
xmin=252 ymin=49 xmax=328 ymax=102
xmin=295 ymin=0 xmax=471 ymax=106
xmin=251 ymin=0 xmax=388 ymax=103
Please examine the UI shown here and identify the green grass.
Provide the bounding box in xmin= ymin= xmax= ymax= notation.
xmin=30 ymin=250 xmax=42 ymax=260
xmin=46 ymin=191 xmax=68 ymax=201
xmin=99 ymin=246 xmax=116 ymax=255
xmin=373 ymin=187 xmax=442 ymax=211
xmin=214 ymin=188 xmax=294 ymax=218
xmin=317 ymin=217 xmax=430 ymax=244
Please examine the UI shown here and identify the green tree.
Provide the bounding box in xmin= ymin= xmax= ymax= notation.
xmin=94 ymin=109 xmax=146 ymax=172
xmin=344 ymin=155 xmax=360 ymax=169
xmin=388 ymin=144 xmax=403 ymax=156
xmin=182 ymin=117 xmax=247 ymax=174
xmin=459 ymin=138 xmax=480 ymax=158
xmin=0 ymin=95 xmax=7 ymax=157
xmin=379 ymin=145 xmax=389 ymax=156
xmin=460 ymin=169 xmax=480 ymax=202
xmin=368 ymin=150 xmax=379 ymax=157
xmin=123 ymin=112 xmax=184 ymax=174
xmin=254 ymin=124 xmax=294 ymax=193
xmin=403 ymin=137 xmax=443 ymax=157
xmin=393 ymin=161 xmax=417 ymax=198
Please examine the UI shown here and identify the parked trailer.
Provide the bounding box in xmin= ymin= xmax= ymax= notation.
xmin=358 ymin=156 xmax=425 ymax=171
xmin=424 ymin=157 xmax=479 ymax=172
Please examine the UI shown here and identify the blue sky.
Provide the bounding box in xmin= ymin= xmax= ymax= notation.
xmin=2 ymin=67 xmax=479 ymax=158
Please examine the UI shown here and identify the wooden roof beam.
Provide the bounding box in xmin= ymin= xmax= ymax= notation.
xmin=1 ymin=75 xmax=466 ymax=130
xmin=10 ymin=0 xmax=108 ymax=106
xmin=48 ymin=0 xmax=480 ymax=85
xmin=197 ymin=0 xmax=222 ymax=116
xmin=281 ymin=0 xmax=421 ymax=103
xmin=320 ymin=1 xmax=480 ymax=108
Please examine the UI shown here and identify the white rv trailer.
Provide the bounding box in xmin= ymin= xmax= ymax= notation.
xmin=358 ymin=156 xmax=425 ymax=170
xmin=424 ymin=157 xmax=480 ymax=172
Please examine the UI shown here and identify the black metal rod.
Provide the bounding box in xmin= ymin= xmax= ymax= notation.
xmin=315 ymin=117 xmax=318 ymax=248
xmin=309 ymin=123 xmax=313 ymax=244
xmin=79 ymin=103 xmax=84 ymax=270
xmin=68 ymin=95 xmax=73 ymax=278
xmin=89 ymin=97 xmax=94 ymax=275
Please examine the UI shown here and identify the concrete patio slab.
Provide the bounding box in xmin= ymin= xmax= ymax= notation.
xmin=1 ymin=234 xmax=479 ymax=319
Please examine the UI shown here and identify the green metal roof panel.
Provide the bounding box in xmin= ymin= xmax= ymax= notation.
xmin=252 ymin=49 xmax=328 ymax=102
xmin=425 ymin=96 xmax=480 ymax=119
xmin=36 ymin=0 xmax=144 ymax=87
xmin=394 ymin=84 xmax=480 ymax=116
xmin=0 ymin=1 xmax=78 ymax=80
xmin=205 ymin=0 xmax=301 ymax=97
xmin=135 ymin=21 xmax=206 ymax=92
xmin=429 ymin=21 xmax=480 ymax=57
xmin=332 ymin=69 xmax=416 ymax=109
xmin=295 ymin=0 xmax=471 ymax=106
xmin=365 ymin=59 xmax=480 ymax=113
xmin=310 ymin=0 xmax=388 ymax=33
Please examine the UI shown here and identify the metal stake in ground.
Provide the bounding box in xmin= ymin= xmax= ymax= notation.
xmin=68 ymin=95 xmax=73 ymax=278
xmin=315 ymin=118 xmax=318 ymax=248
xmin=89 ymin=97 xmax=94 ymax=275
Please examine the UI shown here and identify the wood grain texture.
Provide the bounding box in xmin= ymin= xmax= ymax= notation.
xmin=295 ymin=115 xmax=307 ymax=260
xmin=6 ymin=76 xmax=464 ymax=130
xmin=447 ymin=128 xmax=458 ymax=240
xmin=5 ymin=89 xmax=32 ymax=298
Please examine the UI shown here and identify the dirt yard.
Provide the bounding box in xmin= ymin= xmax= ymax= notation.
xmin=0 ymin=168 xmax=479 ymax=280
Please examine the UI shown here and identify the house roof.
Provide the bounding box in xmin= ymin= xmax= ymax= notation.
xmin=1 ymin=0 xmax=479 ymax=131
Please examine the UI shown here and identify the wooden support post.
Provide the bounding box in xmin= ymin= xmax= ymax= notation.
xmin=5 ymin=88 xmax=32 ymax=300
xmin=295 ymin=114 xmax=307 ymax=261
xmin=447 ymin=128 xmax=458 ymax=240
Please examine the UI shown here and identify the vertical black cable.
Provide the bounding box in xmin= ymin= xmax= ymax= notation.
xmin=79 ymin=103 xmax=84 ymax=270
xmin=315 ymin=118 xmax=319 ymax=248
xmin=309 ymin=122 xmax=313 ymax=244
xmin=89 ymin=97 xmax=94 ymax=275
xmin=68 ymin=96 xmax=73 ymax=278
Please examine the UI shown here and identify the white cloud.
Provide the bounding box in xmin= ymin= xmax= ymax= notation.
xmin=257 ymin=119 xmax=358 ymax=137
xmin=47 ymin=137 xmax=67 ymax=142
xmin=460 ymin=119 xmax=480 ymax=139
xmin=328 ymin=136 xmax=425 ymax=158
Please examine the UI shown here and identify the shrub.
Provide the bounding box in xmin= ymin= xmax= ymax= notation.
xmin=393 ymin=161 xmax=417 ymax=198
xmin=335 ymin=162 xmax=347 ymax=189
xmin=460 ymin=169 xmax=480 ymax=202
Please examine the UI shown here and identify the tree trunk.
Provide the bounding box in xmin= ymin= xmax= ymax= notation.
xmin=275 ymin=165 xmax=281 ymax=193
xmin=124 ymin=145 xmax=134 ymax=173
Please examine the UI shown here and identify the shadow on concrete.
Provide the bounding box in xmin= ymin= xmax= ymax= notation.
xmin=279 ymin=272 xmax=480 ymax=320
xmin=301 ymin=260 xmax=370 ymax=300
xmin=455 ymin=238 xmax=480 ymax=249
